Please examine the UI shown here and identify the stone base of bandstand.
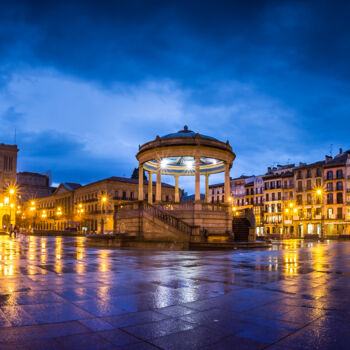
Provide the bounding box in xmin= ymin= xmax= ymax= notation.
xmin=105 ymin=201 xmax=239 ymax=249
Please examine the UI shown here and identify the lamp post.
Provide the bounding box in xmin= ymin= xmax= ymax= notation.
xmin=101 ymin=195 xmax=107 ymax=234
xmin=56 ymin=207 xmax=62 ymax=231
xmin=77 ymin=203 xmax=84 ymax=232
xmin=316 ymin=188 xmax=324 ymax=241
xmin=30 ymin=201 xmax=36 ymax=232
xmin=283 ymin=202 xmax=295 ymax=238
xmin=8 ymin=187 xmax=16 ymax=234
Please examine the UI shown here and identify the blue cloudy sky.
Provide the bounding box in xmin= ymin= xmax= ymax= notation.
xmin=1 ymin=0 xmax=349 ymax=191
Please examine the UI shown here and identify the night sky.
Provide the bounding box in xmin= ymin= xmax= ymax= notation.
xmin=1 ymin=0 xmax=349 ymax=192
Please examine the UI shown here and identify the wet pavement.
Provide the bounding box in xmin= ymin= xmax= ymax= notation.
xmin=0 ymin=236 xmax=350 ymax=349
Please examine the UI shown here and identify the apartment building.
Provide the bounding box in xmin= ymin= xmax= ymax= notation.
xmin=20 ymin=176 xmax=178 ymax=233
xmin=293 ymin=161 xmax=324 ymax=237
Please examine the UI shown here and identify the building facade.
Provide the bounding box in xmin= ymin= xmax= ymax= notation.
xmin=20 ymin=176 xmax=179 ymax=233
xmin=17 ymin=172 xmax=55 ymax=203
xmin=0 ymin=143 xmax=18 ymax=231
xmin=211 ymin=149 xmax=350 ymax=238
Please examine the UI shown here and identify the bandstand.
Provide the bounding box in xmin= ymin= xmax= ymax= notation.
xmin=136 ymin=125 xmax=235 ymax=204
xmin=114 ymin=126 xmax=255 ymax=248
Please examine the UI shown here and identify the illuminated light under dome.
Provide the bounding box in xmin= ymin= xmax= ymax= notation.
xmin=143 ymin=156 xmax=225 ymax=176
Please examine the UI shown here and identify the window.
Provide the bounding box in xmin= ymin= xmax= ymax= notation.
xmin=337 ymin=207 xmax=343 ymax=219
xmin=306 ymin=180 xmax=312 ymax=190
xmin=327 ymin=182 xmax=333 ymax=191
xmin=122 ymin=191 xmax=126 ymax=200
xmin=336 ymin=182 xmax=343 ymax=191
xmin=336 ymin=170 xmax=343 ymax=179
xmin=307 ymin=194 xmax=312 ymax=205
xmin=327 ymin=171 xmax=333 ymax=180
xmin=298 ymin=181 xmax=302 ymax=191
xmin=277 ymin=180 xmax=281 ymax=188
xmin=130 ymin=192 xmax=134 ymax=200
xmin=297 ymin=171 xmax=302 ymax=179
xmin=336 ymin=193 xmax=343 ymax=204
xmin=297 ymin=195 xmax=302 ymax=205
xmin=272 ymin=193 xmax=275 ymax=201
xmin=316 ymin=178 xmax=321 ymax=186
xmin=264 ymin=182 xmax=269 ymax=190
xmin=316 ymin=168 xmax=322 ymax=177
xmin=115 ymin=191 xmax=119 ymax=198
xmin=327 ymin=193 xmax=333 ymax=204
xmin=266 ymin=194 xmax=269 ymax=201
xmin=271 ymin=181 xmax=275 ymax=189
xmin=278 ymin=192 xmax=281 ymax=200
xmin=307 ymin=169 xmax=311 ymax=178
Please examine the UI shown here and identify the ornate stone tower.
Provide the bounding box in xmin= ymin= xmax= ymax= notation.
xmin=0 ymin=143 xmax=19 ymax=230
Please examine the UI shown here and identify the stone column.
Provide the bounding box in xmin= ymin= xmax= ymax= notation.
xmin=175 ymin=175 xmax=180 ymax=203
xmin=195 ymin=156 xmax=200 ymax=201
xmin=148 ymin=171 xmax=153 ymax=204
xmin=156 ymin=162 xmax=162 ymax=202
xmin=138 ymin=163 xmax=144 ymax=200
xmin=224 ymin=162 xmax=230 ymax=203
xmin=205 ymin=173 xmax=210 ymax=203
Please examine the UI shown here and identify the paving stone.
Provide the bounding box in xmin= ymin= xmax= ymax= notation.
xmin=1 ymin=236 xmax=350 ymax=349
xmin=122 ymin=318 xmax=197 ymax=340
xmin=149 ymin=325 xmax=228 ymax=349
xmin=55 ymin=332 xmax=114 ymax=349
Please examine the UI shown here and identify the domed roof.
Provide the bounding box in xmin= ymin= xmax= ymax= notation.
xmin=160 ymin=125 xmax=217 ymax=141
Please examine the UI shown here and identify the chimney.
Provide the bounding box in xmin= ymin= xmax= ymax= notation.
xmin=339 ymin=148 xmax=343 ymax=154
xmin=325 ymin=155 xmax=332 ymax=163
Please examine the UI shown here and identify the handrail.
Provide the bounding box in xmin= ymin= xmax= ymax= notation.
xmin=142 ymin=202 xmax=194 ymax=235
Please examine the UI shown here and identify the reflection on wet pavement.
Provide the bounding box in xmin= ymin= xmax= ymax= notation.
xmin=0 ymin=236 xmax=350 ymax=349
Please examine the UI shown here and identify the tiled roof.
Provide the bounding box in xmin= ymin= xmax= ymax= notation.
xmin=17 ymin=171 xmax=49 ymax=178
xmin=324 ymin=150 xmax=350 ymax=168
xmin=64 ymin=182 xmax=82 ymax=190
xmin=295 ymin=160 xmax=325 ymax=170
xmin=84 ymin=176 xmax=174 ymax=188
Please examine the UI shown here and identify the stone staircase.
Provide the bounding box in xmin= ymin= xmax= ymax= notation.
xmin=142 ymin=202 xmax=195 ymax=236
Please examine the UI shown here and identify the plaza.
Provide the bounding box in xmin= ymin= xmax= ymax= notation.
xmin=1 ymin=235 xmax=350 ymax=349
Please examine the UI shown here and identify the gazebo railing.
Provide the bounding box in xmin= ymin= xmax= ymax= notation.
xmin=142 ymin=202 xmax=194 ymax=235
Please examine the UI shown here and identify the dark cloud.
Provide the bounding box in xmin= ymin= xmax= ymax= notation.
xmin=0 ymin=0 xmax=349 ymax=187
xmin=1 ymin=0 xmax=350 ymax=86
xmin=16 ymin=129 xmax=134 ymax=184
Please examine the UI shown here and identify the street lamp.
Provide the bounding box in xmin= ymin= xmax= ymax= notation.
xmin=56 ymin=207 xmax=62 ymax=231
xmin=30 ymin=201 xmax=37 ymax=232
xmin=315 ymin=187 xmax=324 ymax=241
xmin=8 ymin=187 xmax=16 ymax=233
xmin=100 ymin=195 xmax=107 ymax=234
xmin=77 ymin=203 xmax=84 ymax=232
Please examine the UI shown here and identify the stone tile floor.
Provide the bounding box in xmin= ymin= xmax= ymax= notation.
xmin=0 ymin=236 xmax=350 ymax=349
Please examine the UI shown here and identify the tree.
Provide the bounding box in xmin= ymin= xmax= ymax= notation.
xmin=131 ymin=167 xmax=147 ymax=180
